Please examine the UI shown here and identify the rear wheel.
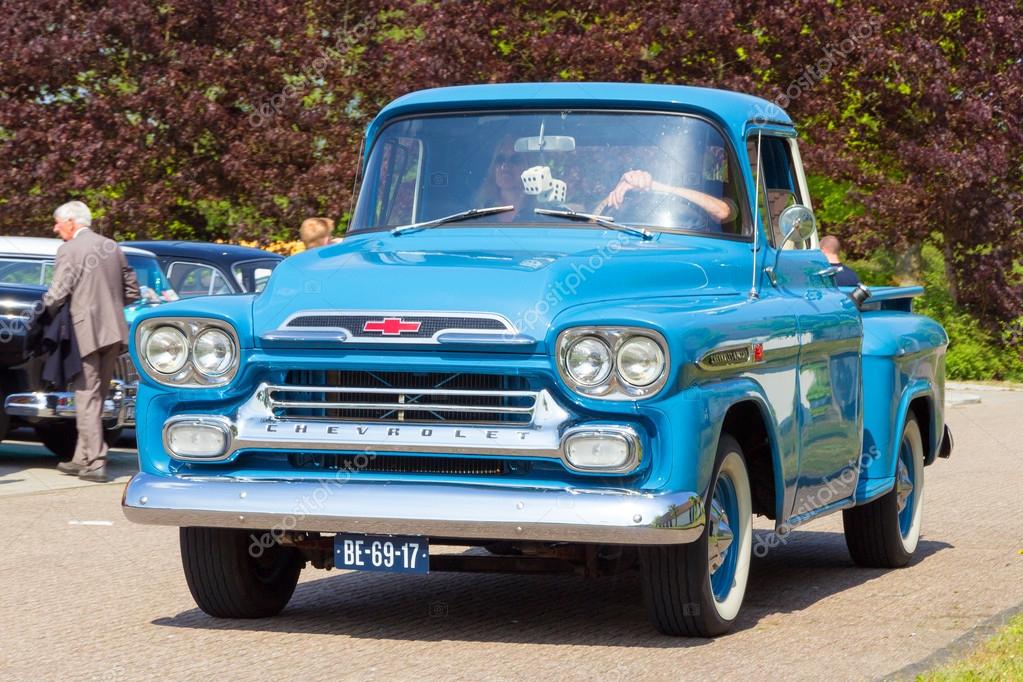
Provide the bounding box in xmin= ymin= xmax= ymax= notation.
xmin=180 ymin=527 xmax=303 ymax=618
xmin=843 ymin=414 xmax=924 ymax=567
xmin=639 ymin=433 xmax=753 ymax=637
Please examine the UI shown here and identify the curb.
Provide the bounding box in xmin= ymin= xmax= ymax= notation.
xmin=888 ymin=600 xmax=1023 ymax=680
xmin=946 ymin=392 xmax=981 ymax=406
xmin=946 ymin=382 xmax=1023 ymax=392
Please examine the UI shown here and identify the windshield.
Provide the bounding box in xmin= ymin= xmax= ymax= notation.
xmin=350 ymin=111 xmax=746 ymax=237
xmin=126 ymin=253 xmax=175 ymax=300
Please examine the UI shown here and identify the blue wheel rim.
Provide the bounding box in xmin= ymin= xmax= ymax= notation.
xmin=710 ymin=473 xmax=740 ymax=602
xmin=897 ymin=438 xmax=915 ymax=538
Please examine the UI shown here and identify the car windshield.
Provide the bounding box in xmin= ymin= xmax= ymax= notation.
xmin=126 ymin=254 xmax=173 ymax=297
xmin=350 ymin=111 xmax=746 ymax=237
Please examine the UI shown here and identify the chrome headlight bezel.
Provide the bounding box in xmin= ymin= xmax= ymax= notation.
xmin=136 ymin=318 xmax=240 ymax=387
xmin=192 ymin=327 xmax=237 ymax=378
xmin=556 ymin=327 xmax=669 ymax=400
xmin=563 ymin=335 xmax=613 ymax=387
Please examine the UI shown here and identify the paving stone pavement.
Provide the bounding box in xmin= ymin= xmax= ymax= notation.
xmin=0 ymin=393 xmax=1020 ymax=682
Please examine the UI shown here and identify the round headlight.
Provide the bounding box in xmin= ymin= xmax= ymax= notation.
xmin=144 ymin=326 xmax=189 ymax=375
xmin=565 ymin=336 xmax=612 ymax=386
xmin=192 ymin=328 xmax=236 ymax=377
xmin=616 ymin=336 xmax=665 ymax=387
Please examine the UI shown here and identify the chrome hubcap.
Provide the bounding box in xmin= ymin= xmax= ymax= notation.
xmin=896 ymin=458 xmax=914 ymax=512
xmin=707 ymin=498 xmax=734 ymax=574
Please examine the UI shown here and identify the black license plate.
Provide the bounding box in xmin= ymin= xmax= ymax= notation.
xmin=334 ymin=533 xmax=429 ymax=574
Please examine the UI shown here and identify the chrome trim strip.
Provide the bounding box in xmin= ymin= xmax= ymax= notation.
xmin=259 ymin=330 xmax=349 ymax=346
xmin=435 ymin=332 xmax=535 ymax=345
xmin=266 ymin=381 xmax=540 ymax=421
xmin=269 ymin=401 xmax=535 ymax=415
xmin=269 ymin=385 xmax=538 ymax=398
xmin=271 ymin=310 xmax=522 ymax=345
xmin=122 ymin=472 xmax=705 ymax=545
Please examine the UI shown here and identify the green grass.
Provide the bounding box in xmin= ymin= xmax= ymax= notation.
xmin=918 ymin=611 xmax=1023 ymax=680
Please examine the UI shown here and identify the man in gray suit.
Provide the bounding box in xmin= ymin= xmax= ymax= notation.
xmin=44 ymin=201 xmax=140 ymax=482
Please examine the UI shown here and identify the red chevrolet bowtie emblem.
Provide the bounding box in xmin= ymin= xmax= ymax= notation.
xmin=362 ymin=317 xmax=422 ymax=335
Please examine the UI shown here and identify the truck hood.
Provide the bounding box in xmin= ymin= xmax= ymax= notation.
xmin=253 ymin=228 xmax=750 ymax=348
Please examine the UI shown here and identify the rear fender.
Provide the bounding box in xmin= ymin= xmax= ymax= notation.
xmin=858 ymin=380 xmax=935 ymax=503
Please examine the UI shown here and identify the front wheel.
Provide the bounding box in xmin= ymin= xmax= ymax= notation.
xmin=180 ymin=527 xmax=303 ymax=618
xmin=843 ymin=414 xmax=924 ymax=568
xmin=639 ymin=433 xmax=753 ymax=637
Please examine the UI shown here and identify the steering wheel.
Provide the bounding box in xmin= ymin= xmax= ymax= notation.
xmin=595 ymin=189 xmax=712 ymax=231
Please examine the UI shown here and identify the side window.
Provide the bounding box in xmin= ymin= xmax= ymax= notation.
xmin=169 ymin=262 xmax=231 ymax=297
xmin=232 ymin=259 xmax=280 ymax=292
xmin=209 ymin=270 xmax=232 ymax=295
xmin=747 ymin=135 xmax=807 ymax=248
xmin=0 ymin=260 xmax=47 ymax=285
xmin=372 ymin=137 xmax=423 ymax=227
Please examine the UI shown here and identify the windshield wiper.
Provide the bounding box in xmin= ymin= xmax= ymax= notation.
xmin=391 ymin=205 xmax=515 ymax=236
xmin=534 ymin=208 xmax=653 ymax=240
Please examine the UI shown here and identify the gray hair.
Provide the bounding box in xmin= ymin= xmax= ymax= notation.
xmin=54 ymin=201 xmax=92 ymax=228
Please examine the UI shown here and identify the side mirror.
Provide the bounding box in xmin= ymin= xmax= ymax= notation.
xmin=777 ymin=204 xmax=817 ymax=244
xmin=765 ymin=204 xmax=818 ymax=287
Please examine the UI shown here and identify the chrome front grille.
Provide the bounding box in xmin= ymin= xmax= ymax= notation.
xmin=115 ymin=353 xmax=139 ymax=385
xmin=271 ymin=370 xmax=537 ymax=424
xmin=112 ymin=353 xmax=140 ymax=399
xmin=287 ymin=453 xmax=513 ymax=476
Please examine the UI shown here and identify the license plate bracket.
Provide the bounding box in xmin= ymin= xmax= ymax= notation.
xmin=333 ymin=533 xmax=429 ymax=574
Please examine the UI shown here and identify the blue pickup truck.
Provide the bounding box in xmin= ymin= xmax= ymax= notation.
xmin=123 ymin=83 xmax=951 ymax=637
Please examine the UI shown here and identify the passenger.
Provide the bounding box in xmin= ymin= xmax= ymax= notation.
xmin=475 ymin=137 xmax=536 ymax=223
xmin=300 ymin=217 xmax=337 ymax=249
xmin=820 ymin=235 xmax=861 ymax=286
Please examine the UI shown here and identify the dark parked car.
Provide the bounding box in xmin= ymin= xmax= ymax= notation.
xmin=0 ymin=237 xmax=176 ymax=458
xmin=121 ymin=241 xmax=283 ymax=298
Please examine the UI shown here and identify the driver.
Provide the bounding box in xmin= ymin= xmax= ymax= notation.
xmin=475 ymin=136 xmax=537 ymax=223
xmin=597 ymin=169 xmax=736 ymax=223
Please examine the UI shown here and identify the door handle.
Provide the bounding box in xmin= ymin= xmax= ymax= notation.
xmin=817 ymin=265 xmax=842 ymax=278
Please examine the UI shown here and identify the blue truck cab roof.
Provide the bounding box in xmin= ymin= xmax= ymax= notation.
xmin=366 ymin=82 xmax=794 ymax=155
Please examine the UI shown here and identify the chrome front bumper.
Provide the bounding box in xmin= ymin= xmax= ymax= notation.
xmin=4 ymin=381 xmax=136 ymax=427
xmin=121 ymin=472 xmax=706 ymax=545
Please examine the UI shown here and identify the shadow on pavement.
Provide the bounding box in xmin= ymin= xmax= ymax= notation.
xmin=151 ymin=529 xmax=952 ymax=644
xmin=0 ymin=427 xmax=138 ymax=491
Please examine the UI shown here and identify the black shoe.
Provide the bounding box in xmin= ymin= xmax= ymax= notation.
xmin=56 ymin=461 xmax=84 ymax=476
xmin=78 ymin=468 xmax=110 ymax=483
